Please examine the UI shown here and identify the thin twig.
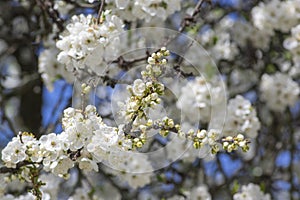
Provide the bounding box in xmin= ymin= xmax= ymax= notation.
xmin=35 ymin=0 xmax=64 ymax=31
xmin=179 ymin=0 xmax=207 ymax=32
xmin=109 ymin=0 xmax=208 ymax=70
xmin=63 ymin=0 xmax=96 ymax=8
xmin=97 ymin=0 xmax=105 ymax=23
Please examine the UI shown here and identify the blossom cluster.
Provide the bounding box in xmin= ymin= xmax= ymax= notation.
xmin=106 ymin=0 xmax=181 ymax=22
xmin=117 ymin=49 xmax=250 ymax=155
xmin=2 ymin=107 xmax=91 ymax=176
xmin=178 ymin=127 xmax=221 ymax=154
xmin=56 ymin=11 xmax=124 ymax=75
xmin=233 ymin=183 xmax=271 ymax=200
xmin=222 ymin=134 xmax=250 ymax=153
xmin=177 ymin=78 xmax=260 ymax=140
xmin=154 ymin=116 xmax=250 ymax=157
xmin=155 ymin=116 xmax=223 ymax=155
xmin=231 ymin=20 xmax=272 ymax=50
xmin=260 ymin=72 xmax=300 ymax=112
xmin=68 ymin=178 xmax=121 ymax=200
xmin=1 ymin=48 xmax=252 ymax=199
xmin=251 ymin=0 xmax=300 ymax=34
xmin=39 ymin=11 xmax=124 ymax=91
xmin=198 ymin=24 xmax=239 ymax=61
xmin=118 ymin=48 xmax=169 ymax=128
xmin=3 ymin=0 xmax=300 ymax=198
xmin=0 ymin=171 xmax=123 ymax=200
xmin=38 ymin=26 xmax=74 ymax=91
xmin=224 ymin=0 xmax=300 ymax=52
xmin=223 ymin=95 xmax=261 ymax=139
xmin=105 ymin=153 xmax=153 ymax=189
xmin=1 ymin=104 xmax=154 ymax=191
xmin=167 ymin=185 xmax=211 ymax=200
xmin=284 ymin=24 xmax=300 ymax=76
xmin=177 ymin=76 xmax=225 ymax=123
xmin=39 ymin=47 xmax=74 ymax=91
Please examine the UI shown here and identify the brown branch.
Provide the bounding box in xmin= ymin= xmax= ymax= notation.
xmin=99 ymin=75 xmax=132 ymax=87
xmin=35 ymin=0 xmax=64 ymax=31
xmin=63 ymin=0 xmax=96 ymax=8
xmin=0 ymin=161 xmax=34 ymax=174
xmin=178 ymin=0 xmax=208 ymax=33
xmin=111 ymin=54 xmax=150 ymax=70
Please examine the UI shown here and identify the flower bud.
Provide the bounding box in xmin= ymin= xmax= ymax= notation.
xmin=236 ymin=134 xmax=244 ymax=141
xmin=136 ymin=141 xmax=143 ymax=148
xmin=146 ymin=119 xmax=153 ymax=126
xmin=148 ymin=57 xmax=155 ymax=64
xmin=146 ymin=64 xmax=152 ymax=71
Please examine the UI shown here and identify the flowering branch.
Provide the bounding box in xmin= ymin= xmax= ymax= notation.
xmin=0 ymin=161 xmax=34 ymax=174
xmin=0 ymin=48 xmax=251 ymax=199
xmin=108 ymin=0 xmax=209 ymax=72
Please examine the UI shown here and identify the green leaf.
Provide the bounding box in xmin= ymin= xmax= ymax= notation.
xmin=266 ymin=64 xmax=276 ymax=73
xmin=260 ymin=182 xmax=266 ymax=192
xmin=231 ymin=180 xmax=240 ymax=194
xmin=156 ymin=174 xmax=166 ymax=182
xmin=204 ymin=63 xmax=216 ymax=79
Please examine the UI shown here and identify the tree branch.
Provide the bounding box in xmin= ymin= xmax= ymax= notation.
xmin=0 ymin=161 xmax=34 ymax=174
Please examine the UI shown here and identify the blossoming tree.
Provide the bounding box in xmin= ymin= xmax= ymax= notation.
xmin=0 ymin=0 xmax=299 ymax=199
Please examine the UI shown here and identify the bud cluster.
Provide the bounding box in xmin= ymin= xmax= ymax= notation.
xmin=142 ymin=47 xmax=170 ymax=79
xmin=121 ymin=47 xmax=168 ymax=127
xmin=153 ymin=118 xmax=249 ymax=154
xmin=222 ymin=134 xmax=250 ymax=152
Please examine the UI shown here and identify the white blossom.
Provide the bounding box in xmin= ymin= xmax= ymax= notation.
xmin=233 ymin=183 xmax=271 ymax=200
xmin=50 ymin=155 xmax=74 ymax=177
xmin=39 ymin=173 xmax=63 ymax=199
xmin=106 ymin=0 xmax=181 ymax=22
xmin=284 ymin=24 xmax=300 ymax=76
xmin=65 ymin=121 xmax=91 ymax=151
xmin=198 ymin=27 xmax=239 ymax=61
xmin=231 ymin=20 xmax=272 ymax=50
xmin=1 ymin=136 xmax=28 ymax=168
xmin=78 ymin=157 xmax=99 ymax=172
xmin=190 ymin=185 xmax=212 ymax=200
xmin=252 ymin=0 xmax=300 ymax=34
xmin=224 ymin=95 xmax=261 ymax=138
xmin=108 ymin=153 xmax=153 ymax=189
xmin=177 ymin=76 xmax=225 ymax=123
xmin=260 ymin=72 xmax=300 ymax=112
xmin=40 ymin=133 xmax=63 ymax=152
xmin=38 ymin=48 xmax=74 ymax=91
xmin=56 ymin=12 xmax=124 ymax=76
xmin=132 ymin=79 xmax=146 ymax=97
